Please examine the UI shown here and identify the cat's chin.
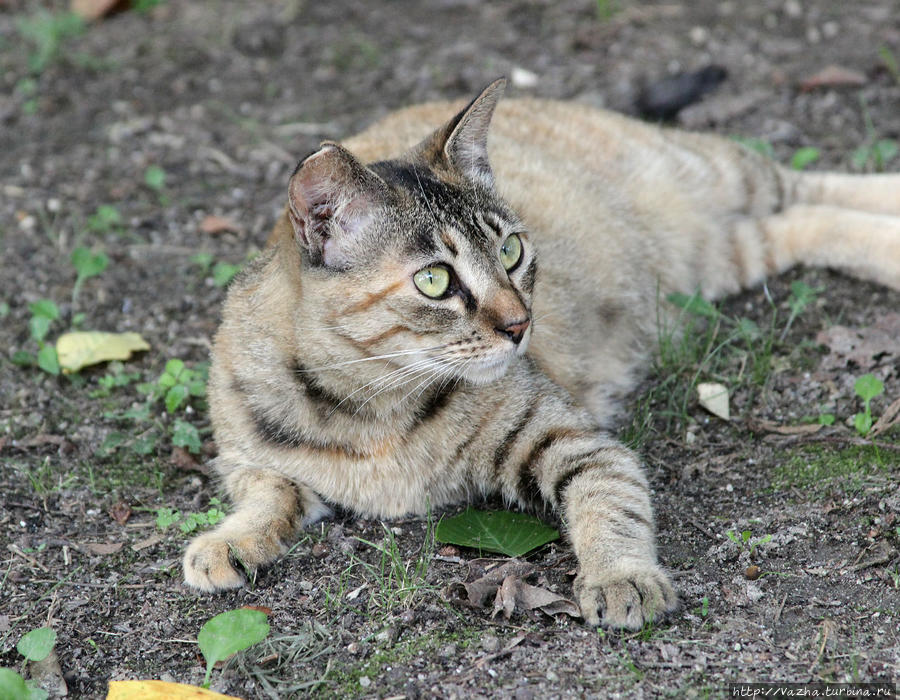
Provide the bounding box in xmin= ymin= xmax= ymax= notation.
xmin=461 ymin=353 xmax=516 ymax=385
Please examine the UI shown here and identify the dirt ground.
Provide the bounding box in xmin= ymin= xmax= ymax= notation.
xmin=1 ymin=0 xmax=899 ymax=698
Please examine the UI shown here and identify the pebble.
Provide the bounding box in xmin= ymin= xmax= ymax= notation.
xmin=546 ymin=670 xmax=560 ymax=682
xmin=511 ymin=67 xmax=539 ymax=89
xmin=359 ymin=676 xmax=371 ymax=688
xmin=481 ymin=634 xmax=500 ymax=653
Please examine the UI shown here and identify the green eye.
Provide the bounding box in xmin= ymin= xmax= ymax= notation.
xmin=413 ymin=266 xmax=450 ymax=298
xmin=500 ymin=234 xmax=522 ymax=270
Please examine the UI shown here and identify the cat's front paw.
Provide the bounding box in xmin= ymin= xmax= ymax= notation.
xmin=183 ymin=532 xmax=248 ymax=592
xmin=574 ymin=559 xmax=678 ymax=629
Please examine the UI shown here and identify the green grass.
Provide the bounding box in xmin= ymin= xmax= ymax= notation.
xmin=771 ymin=445 xmax=894 ymax=494
xmin=16 ymin=10 xmax=84 ymax=74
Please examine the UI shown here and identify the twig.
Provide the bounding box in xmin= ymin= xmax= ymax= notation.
xmin=848 ymin=554 xmax=892 ymax=572
xmin=773 ymin=593 xmax=788 ymax=623
xmin=8 ymin=544 xmax=50 ymax=573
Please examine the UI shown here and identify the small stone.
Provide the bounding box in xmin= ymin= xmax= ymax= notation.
xmin=745 ymin=565 xmax=761 ymax=580
xmin=311 ymin=542 xmax=328 ymax=558
xmin=689 ymin=26 xmax=708 ymax=46
xmin=546 ymin=670 xmax=560 ymax=682
xmin=347 ymin=642 xmax=360 ymax=654
xmin=481 ymin=634 xmax=500 ymax=653
xmin=359 ymin=676 xmax=371 ymax=688
xmin=511 ymin=67 xmax=539 ymax=89
xmin=784 ymin=0 xmax=802 ymax=18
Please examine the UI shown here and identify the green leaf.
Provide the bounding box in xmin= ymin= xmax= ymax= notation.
xmin=29 ymin=315 xmax=52 ymax=343
xmin=854 ymin=374 xmax=884 ymax=402
xmin=71 ymin=247 xmax=109 ymax=279
xmin=787 ymin=280 xmax=820 ymax=316
xmin=851 ymin=145 xmax=870 ymax=170
xmin=790 ymin=147 xmax=820 ymax=171
xmin=165 ymin=384 xmax=189 ymax=414
xmin=435 ymin=508 xmax=559 ymax=557
xmin=666 ymin=292 xmax=719 ymax=319
xmin=818 ymin=413 xmax=835 ymax=426
xmin=854 ymin=412 xmax=873 ymax=437
xmin=87 ymin=205 xmax=122 ymax=233
xmin=144 ymin=165 xmax=166 ymax=191
xmin=212 ymin=262 xmax=241 ymax=287
xmin=155 ymin=507 xmax=181 ymax=531
xmin=874 ymin=139 xmax=898 ymax=167
xmin=731 ymin=136 xmax=774 ymax=158
xmin=164 ymin=358 xmax=185 ymax=378
xmin=130 ymin=434 xmax=157 ymax=455
xmin=0 ymin=668 xmax=30 ymax=700
xmin=741 ymin=530 xmax=752 ymax=544
xmin=97 ymin=431 xmax=126 ymax=456
xmin=198 ymin=609 xmax=270 ymax=688
xmin=28 ymin=299 xmax=59 ymax=320
xmin=0 ymin=301 xmax=9 ymax=318
xmin=172 ymin=419 xmax=201 ymax=454
xmin=16 ymin=627 xmax=56 ymax=662
xmin=11 ymin=351 xmax=36 ymax=367
xmin=37 ymin=345 xmax=60 ymax=376
xmin=189 ymin=252 xmax=214 ymax=273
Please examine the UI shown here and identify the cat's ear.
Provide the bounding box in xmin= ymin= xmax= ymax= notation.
xmin=287 ymin=143 xmax=387 ymax=267
xmin=421 ymin=78 xmax=506 ymax=186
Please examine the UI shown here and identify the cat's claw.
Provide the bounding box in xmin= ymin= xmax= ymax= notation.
xmin=183 ymin=533 xmax=249 ymax=592
xmin=574 ymin=560 xmax=678 ymax=629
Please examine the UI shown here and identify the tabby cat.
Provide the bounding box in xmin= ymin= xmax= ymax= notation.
xmin=183 ymin=79 xmax=900 ymax=629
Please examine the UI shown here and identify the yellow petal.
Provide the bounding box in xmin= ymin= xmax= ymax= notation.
xmin=106 ymin=680 xmax=242 ymax=700
xmin=697 ymin=382 xmax=730 ymax=421
xmin=56 ymin=331 xmax=150 ymax=373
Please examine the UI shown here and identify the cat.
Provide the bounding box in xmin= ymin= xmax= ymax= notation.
xmin=183 ymin=79 xmax=900 ymax=629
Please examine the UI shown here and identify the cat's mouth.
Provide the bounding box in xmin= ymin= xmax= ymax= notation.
xmin=461 ymin=346 xmax=523 ymax=385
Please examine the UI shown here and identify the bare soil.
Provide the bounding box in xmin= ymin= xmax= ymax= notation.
xmin=1 ymin=1 xmax=898 ymax=698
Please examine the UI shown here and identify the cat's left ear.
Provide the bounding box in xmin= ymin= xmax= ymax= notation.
xmin=423 ymin=78 xmax=506 ymax=186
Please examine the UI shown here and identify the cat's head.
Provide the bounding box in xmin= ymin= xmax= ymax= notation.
xmin=287 ymin=79 xmax=535 ymax=387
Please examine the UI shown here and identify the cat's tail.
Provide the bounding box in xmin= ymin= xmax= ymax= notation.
xmin=731 ymin=164 xmax=900 ymax=293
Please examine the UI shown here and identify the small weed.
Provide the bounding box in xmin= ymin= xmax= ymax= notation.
xmin=355 ymin=518 xmax=436 ymax=612
xmin=198 ymin=608 xmax=270 ymax=689
xmin=17 ymin=10 xmax=84 ymax=74
xmin=189 ymin=252 xmax=214 ymax=274
xmin=134 ymin=0 xmax=166 ymax=12
xmin=790 ymin=146 xmax=821 ymax=171
xmin=212 ymin=261 xmax=242 ymax=287
xmin=780 ymin=280 xmax=822 ymax=340
xmin=725 ymin=529 xmax=772 ymax=557
xmin=13 ymin=299 xmax=61 ymax=375
xmin=731 ymin=135 xmax=774 ymax=159
xmin=595 ymin=0 xmax=620 ymax=21
xmin=148 ymin=358 xmax=208 ymax=414
xmin=86 ymin=205 xmax=123 ymax=235
xmin=70 ymin=246 xmax=109 ymax=304
xmin=154 ymin=500 xmax=225 ymax=533
xmin=144 ymin=165 xmax=166 ymax=192
xmin=88 ymin=362 xmax=140 ymax=398
xmin=879 ymin=45 xmax=900 ymax=84
xmin=772 ymin=445 xmax=889 ymax=493
xmin=16 ymin=627 xmax=56 ymax=668
xmin=698 ymin=596 xmax=709 ymax=617
xmin=853 ymin=374 xmax=884 ymax=437
xmin=852 ymin=96 xmax=898 ymax=172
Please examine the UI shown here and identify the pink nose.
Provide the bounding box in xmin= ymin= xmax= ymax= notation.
xmin=495 ymin=318 xmax=530 ymax=345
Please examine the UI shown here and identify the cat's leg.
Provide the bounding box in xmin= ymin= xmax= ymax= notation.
xmin=791 ymin=171 xmax=900 ymax=217
xmin=486 ymin=374 xmax=678 ymax=628
xmin=183 ymin=466 xmax=326 ymax=591
xmin=749 ymin=205 xmax=900 ymax=291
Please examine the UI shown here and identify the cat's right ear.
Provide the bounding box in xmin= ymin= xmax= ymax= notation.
xmin=287 ymin=144 xmax=386 ymax=267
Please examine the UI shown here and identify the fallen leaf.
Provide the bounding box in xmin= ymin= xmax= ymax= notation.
xmin=85 ymin=542 xmax=123 ymax=555
xmin=170 ymin=446 xmax=206 ymax=474
xmin=107 ymin=680 xmax=242 ymax=699
xmin=445 ymin=559 xmax=535 ymax=608
xmin=799 ymin=64 xmax=867 ymax=91
xmin=71 ymin=0 xmax=125 ymax=21
xmin=109 ymin=502 xmax=132 ymax=526
xmin=242 ymin=605 xmax=273 ymax=615
xmin=13 ymin=434 xmax=71 ymax=449
xmin=748 ymin=419 xmax=823 ymax=436
xmin=491 ymin=574 xmax=580 ymax=619
xmin=57 ymin=331 xmax=150 ymax=373
xmin=199 ymin=215 xmax=240 ymax=235
xmin=816 ymin=314 xmax=900 ymax=371
xmin=697 ymin=382 xmax=730 ymax=420
xmin=131 ymin=534 xmax=164 ymax=552
xmin=30 ymin=648 xmax=67 ymax=697
xmin=870 ymin=397 xmax=900 ymax=438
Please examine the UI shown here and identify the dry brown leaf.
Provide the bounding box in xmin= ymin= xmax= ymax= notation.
xmin=799 ymin=64 xmax=867 ymax=91
xmin=749 ymin=419 xmax=823 ymax=436
xmin=85 ymin=542 xmax=124 ymax=555
xmin=870 ymin=396 xmax=900 ymax=438
xmin=109 ymin=502 xmax=132 ymax=526
xmin=30 ymin=648 xmax=67 ymax=697
xmin=131 ymin=534 xmax=164 ymax=552
xmin=170 ymin=446 xmax=206 ymax=474
xmin=199 ymin=215 xmax=240 ymax=235
xmin=445 ymin=560 xmax=535 ymax=608
xmin=492 ymin=575 xmax=518 ymax=619
xmin=816 ymin=313 xmax=900 ymax=371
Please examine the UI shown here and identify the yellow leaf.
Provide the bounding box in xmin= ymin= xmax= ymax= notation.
xmin=107 ymin=680 xmax=242 ymax=700
xmin=56 ymin=331 xmax=150 ymax=373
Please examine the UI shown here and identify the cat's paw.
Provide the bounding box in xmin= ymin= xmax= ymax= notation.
xmin=574 ymin=559 xmax=678 ymax=629
xmin=183 ymin=532 xmax=248 ymax=592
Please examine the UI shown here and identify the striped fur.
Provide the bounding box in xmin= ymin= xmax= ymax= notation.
xmin=184 ymin=80 xmax=900 ymax=629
